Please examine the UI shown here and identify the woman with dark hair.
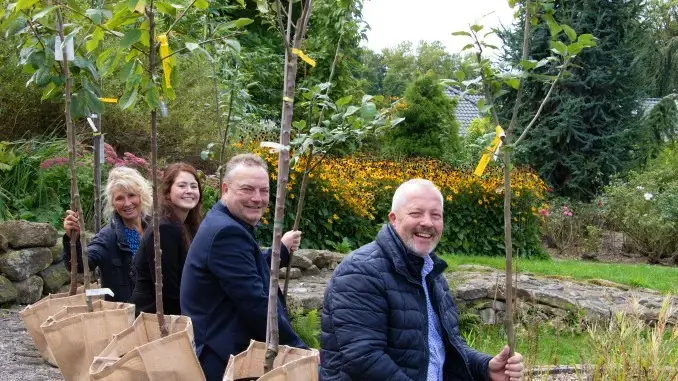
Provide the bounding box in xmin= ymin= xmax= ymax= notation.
xmin=130 ymin=162 xmax=203 ymax=315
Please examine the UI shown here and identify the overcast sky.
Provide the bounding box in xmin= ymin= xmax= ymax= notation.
xmin=361 ymin=0 xmax=516 ymax=55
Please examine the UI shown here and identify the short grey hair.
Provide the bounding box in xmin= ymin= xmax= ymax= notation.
xmin=223 ymin=153 xmax=268 ymax=183
xmin=391 ymin=179 xmax=444 ymax=212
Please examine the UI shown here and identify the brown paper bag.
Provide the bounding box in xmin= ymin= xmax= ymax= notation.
xmin=223 ymin=340 xmax=319 ymax=381
xmin=20 ymin=284 xmax=102 ymax=366
xmin=40 ymin=300 xmax=135 ymax=381
xmin=89 ymin=312 xmax=205 ymax=381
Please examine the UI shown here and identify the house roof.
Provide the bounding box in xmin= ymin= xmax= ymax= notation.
xmin=444 ymin=87 xmax=483 ymax=136
xmin=445 ymin=87 xmax=675 ymax=135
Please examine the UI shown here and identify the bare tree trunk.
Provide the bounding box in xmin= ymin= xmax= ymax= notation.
xmin=282 ymin=146 xmax=313 ymax=299
xmin=58 ymin=11 xmax=91 ymax=309
xmin=148 ymin=1 xmax=168 ymax=337
xmin=502 ymin=147 xmax=515 ymax=356
xmin=265 ymin=0 xmax=313 ymax=373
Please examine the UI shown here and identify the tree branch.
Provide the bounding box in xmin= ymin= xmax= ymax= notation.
xmin=164 ymin=0 xmax=198 ymax=36
xmin=160 ymin=34 xmax=237 ymax=61
xmin=514 ymin=61 xmax=567 ymax=146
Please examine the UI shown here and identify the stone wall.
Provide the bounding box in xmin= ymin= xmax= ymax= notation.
xmin=0 ymin=221 xmax=71 ymax=305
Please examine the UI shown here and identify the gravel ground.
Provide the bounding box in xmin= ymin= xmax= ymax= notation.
xmin=0 ymin=307 xmax=62 ymax=381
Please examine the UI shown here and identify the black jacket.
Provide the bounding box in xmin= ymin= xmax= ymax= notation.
xmin=130 ymin=218 xmax=186 ymax=315
xmin=62 ymin=213 xmax=151 ymax=302
xmin=320 ymin=224 xmax=492 ymax=381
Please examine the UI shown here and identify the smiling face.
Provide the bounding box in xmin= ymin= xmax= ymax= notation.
xmin=169 ymin=171 xmax=200 ymax=214
xmin=111 ymin=187 xmax=142 ymax=224
xmin=221 ymin=164 xmax=270 ymax=226
xmin=388 ymin=185 xmax=444 ymax=256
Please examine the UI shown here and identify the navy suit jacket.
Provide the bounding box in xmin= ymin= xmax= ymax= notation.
xmin=180 ymin=201 xmax=307 ymax=362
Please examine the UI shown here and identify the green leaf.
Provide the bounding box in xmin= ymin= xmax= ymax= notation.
xmin=551 ymin=40 xmax=567 ymax=56
xmin=344 ymin=105 xmax=359 ymax=118
xmin=454 ymin=70 xmax=465 ymax=82
xmin=236 ymin=0 xmax=244 ymax=6
xmin=543 ymin=13 xmax=562 ymax=37
xmin=86 ymin=28 xmax=105 ymax=52
xmin=520 ymin=59 xmax=537 ymax=70
xmin=85 ymin=8 xmax=112 ymax=24
xmin=470 ymin=24 xmax=483 ymax=33
xmin=119 ymin=87 xmax=138 ymax=110
xmin=34 ymin=67 xmax=51 ymax=86
xmin=577 ymin=34 xmax=596 ymax=47
xmin=567 ymin=42 xmax=583 ymax=56
xmin=156 ymin=2 xmax=177 ymax=16
xmin=73 ymin=56 xmax=99 ymax=80
xmin=561 ymin=24 xmax=576 ymax=42
xmin=504 ymin=77 xmax=520 ymax=90
xmin=145 ymin=83 xmax=160 ymax=109
xmin=15 ymin=0 xmax=40 ymax=11
xmin=361 ymin=102 xmax=377 ymax=120
xmin=451 ymin=31 xmax=472 ymax=37
xmin=120 ymin=29 xmax=142 ymax=49
xmin=336 ymin=95 xmax=352 ymax=107
xmin=194 ymin=0 xmax=209 ymax=10
xmin=31 ymin=6 xmax=56 ymax=21
xmin=225 ymin=39 xmax=241 ymax=53
xmin=41 ymin=82 xmax=57 ymax=100
xmin=462 ymin=44 xmax=474 ymax=51
xmin=234 ymin=17 xmax=253 ymax=28
xmin=255 ymin=0 xmax=268 ymax=13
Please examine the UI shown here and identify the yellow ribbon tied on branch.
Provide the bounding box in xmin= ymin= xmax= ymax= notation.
xmin=291 ymin=48 xmax=316 ymax=67
xmin=474 ymin=125 xmax=505 ymax=177
xmin=157 ymin=34 xmax=172 ymax=89
xmin=98 ymin=97 xmax=118 ymax=103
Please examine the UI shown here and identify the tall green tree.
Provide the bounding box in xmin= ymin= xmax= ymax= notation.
xmin=497 ymin=0 xmax=646 ymax=199
xmin=383 ymin=72 xmax=459 ymax=159
xmin=638 ymin=0 xmax=678 ymax=97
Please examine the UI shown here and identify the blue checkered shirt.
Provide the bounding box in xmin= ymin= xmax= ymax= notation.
xmin=422 ymin=255 xmax=445 ymax=381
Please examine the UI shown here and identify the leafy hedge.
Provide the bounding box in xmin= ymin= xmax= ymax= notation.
xmin=249 ymin=146 xmax=548 ymax=258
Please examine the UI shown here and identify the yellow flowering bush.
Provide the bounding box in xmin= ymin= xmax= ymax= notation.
xmin=217 ymin=143 xmax=548 ymax=257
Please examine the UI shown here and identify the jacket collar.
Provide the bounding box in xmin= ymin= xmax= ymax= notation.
xmin=111 ymin=212 xmax=150 ymax=252
xmin=376 ymin=224 xmax=447 ymax=285
xmin=214 ymin=200 xmax=258 ymax=235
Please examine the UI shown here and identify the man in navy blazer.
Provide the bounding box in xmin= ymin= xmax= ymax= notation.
xmin=180 ymin=153 xmax=308 ymax=381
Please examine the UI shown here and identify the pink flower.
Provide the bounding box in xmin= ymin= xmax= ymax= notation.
xmin=539 ymin=209 xmax=550 ymax=216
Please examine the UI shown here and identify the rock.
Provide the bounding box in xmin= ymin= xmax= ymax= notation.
xmin=39 ymin=263 xmax=70 ymax=294
xmin=303 ymin=265 xmax=321 ymax=276
xmin=313 ymin=250 xmax=338 ymax=269
xmin=14 ymin=276 xmax=43 ymax=304
xmin=290 ymin=254 xmax=313 ymax=270
xmin=0 ymin=275 xmax=18 ymax=303
xmin=0 ymin=247 xmax=53 ymax=281
xmin=0 ymin=233 xmax=8 ymax=253
xmin=280 ymin=267 xmax=302 ymax=280
xmin=0 ymin=220 xmax=58 ymax=249
xmin=49 ymin=243 xmax=63 ymax=264
xmin=295 ymin=249 xmax=320 ymax=265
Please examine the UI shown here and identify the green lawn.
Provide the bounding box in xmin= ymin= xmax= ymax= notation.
xmin=464 ymin=324 xmax=590 ymax=366
xmin=440 ymin=254 xmax=678 ymax=294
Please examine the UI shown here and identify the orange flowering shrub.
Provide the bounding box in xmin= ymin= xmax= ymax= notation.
xmin=212 ymin=143 xmax=547 ymax=257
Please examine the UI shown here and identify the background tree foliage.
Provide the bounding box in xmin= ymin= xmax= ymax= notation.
xmin=498 ymin=0 xmax=646 ymax=199
xmin=382 ymin=72 xmax=459 ymax=159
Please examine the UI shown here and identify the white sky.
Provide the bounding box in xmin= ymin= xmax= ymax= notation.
xmin=361 ymin=0 xmax=516 ymax=55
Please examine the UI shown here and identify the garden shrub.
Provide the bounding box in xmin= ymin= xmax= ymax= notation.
xmin=250 ymin=145 xmax=548 ymax=258
xmin=604 ymin=144 xmax=678 ymax=263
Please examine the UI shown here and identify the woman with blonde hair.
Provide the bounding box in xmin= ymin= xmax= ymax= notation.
xmin=62 ymin=166 xmax=152 ymax=302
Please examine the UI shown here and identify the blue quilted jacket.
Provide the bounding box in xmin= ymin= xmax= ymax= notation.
xmin=320 ymin=224 xmax=491 ymax=381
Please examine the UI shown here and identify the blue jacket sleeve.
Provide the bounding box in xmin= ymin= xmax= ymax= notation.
xmin=62 ymin=233 xmax=105 ymax=273
xmin=208 ymin=227 xmax=305 ymax=348
xmin=326 ymin=259 xmax=414 ymax=380
xmin=262 ymin=244 xmax=290 ymax=268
